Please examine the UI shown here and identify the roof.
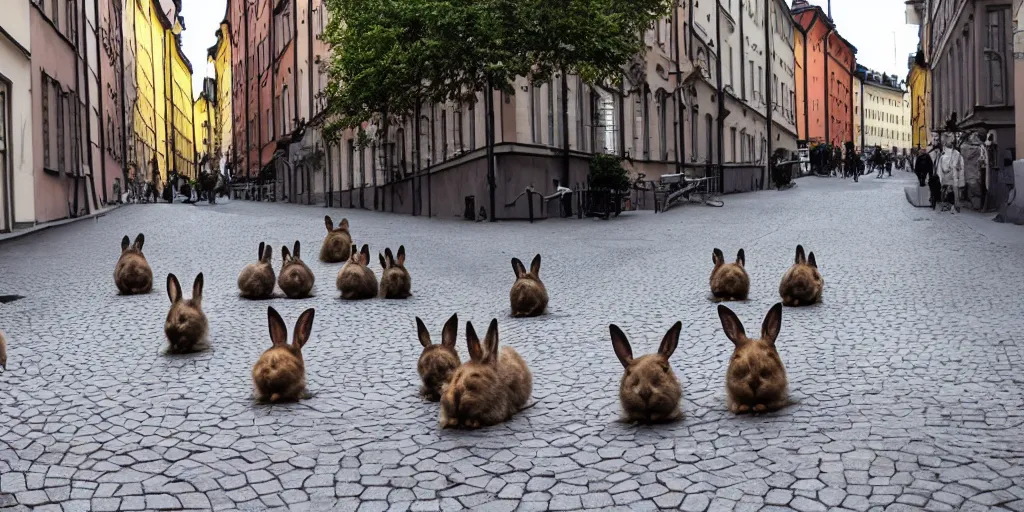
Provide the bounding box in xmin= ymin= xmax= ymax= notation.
xmin=791 ymin=1 xmax=858 ymax=54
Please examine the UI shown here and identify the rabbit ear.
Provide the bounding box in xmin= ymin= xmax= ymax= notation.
xmin=133 ymin=234 xmax=145 ymax=251
xmin=384 ymin=248 xmax=395 ymax=267
xmin=441 ymin=313 xmax=458 ymax=348
xmin=282 ymin=245 xmax=292 ymax=263
xmin=192 ymin=273 xmax=204 ymax=305
xmin=379 ymin=253 xmax=387 ymax=270
xmin=262 ymin=244 xmax=273 ymax=263
xmin=397 ymin=245 xmax=406 ymax=266
xmin=717 ymin=305 xmax=747 ymax=347
xmin=712 ymin=248 xmax=724 ymax=266
xmin=415 ymin=317 xmax=432 ymax=347
xmin=761 ymin=303 xmax=783 ymax=346
xmin=360 ymin=244 xmax=371 ymax=265
xmin=609 ymin=324 xmax=634 ymax=368
xmin=465 ymin=321 xmax=485 ymax=362
xmin=293 ymin=308 xmax=316 ymax=349
xmin=807 ymin=252 xmax=817 ymax=268
xmin=349 ymin=244 xmax=358 ymax=262
xmin=511 ymin=258 xmax=526 ymax=279
xmin=293 ymin=241 xmax=300 ymax=260
xmin=121 ymin=235 xmax=130 ymax=252
xmin=736 ymin=249 xmax=745 ymax=267
xmin=795 ymin=245 xmax=806 ymax=265
xmin=530 ymin=254 xmax=541 ymax=276
xmin=482 ymin=319 xmax=499 ymax=364
xmin=258 ymin=242 xmax=266 ymax=260
xmin=659 ymin=321 xmax=682 ymax=359
xmin=340 ymin=218 xmax=350 ymax=230
xmin=267 ymin=306 xmax=288 ymax=346
xmin=324 ymin=215 xmax=334 ymax=231
xmin=167 ymin=273 xmax=182 ymax=304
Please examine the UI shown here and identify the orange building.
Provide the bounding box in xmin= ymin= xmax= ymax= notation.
xmin=792 ymin=0 xmax=856 ymax=147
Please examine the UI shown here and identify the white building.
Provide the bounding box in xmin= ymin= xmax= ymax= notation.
xmin=0 ymin=1 xmax=35 ymax=232
xmin=855 ymin=66 xmax=912 ymax=154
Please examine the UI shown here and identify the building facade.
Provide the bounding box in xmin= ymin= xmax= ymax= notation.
xmin=0 ymin=0 xmax=35 ymax=231
xmin=30 ymin=0 xmax=94 ymax=222
xmin=100 ymin=0 xmax=129 ymax=203
xmin=907 ymin=50 xmax=931 ymax=149
xmin=193 ymin=86 xmax=213 ymax=165
xmin=1015 ymin=0 xmax=1023 ymax=153
xmin=209 ymin=20 xmax=233 ymax=172
xmin=854 ymin=65 xmax=912 ymax=153
xmin=852 ymin=74 xmax=862 ymax=150
xmin=792 ymin=0 xmax=857 ymax=148
xmin=928 ymin=0 xmax=1016 ymax=160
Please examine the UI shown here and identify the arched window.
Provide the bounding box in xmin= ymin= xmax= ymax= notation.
xmin=705 ymin=114 xmax=713 ymax=164
xmin=657 ymin=91 xmax=668 ymax=161
xmin=690 ymin=106 xmax=699 ymax=161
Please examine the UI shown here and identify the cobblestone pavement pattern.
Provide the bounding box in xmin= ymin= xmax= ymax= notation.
xmin=2 ymin=174 xmax=1024 ymax=511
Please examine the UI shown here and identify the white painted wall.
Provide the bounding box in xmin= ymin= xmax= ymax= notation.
xmin=0 ymin=0 xmax=35 ymax=227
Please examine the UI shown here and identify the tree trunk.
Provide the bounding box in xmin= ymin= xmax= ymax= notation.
xmin=486 ymin=80 xmax=496 ymax=222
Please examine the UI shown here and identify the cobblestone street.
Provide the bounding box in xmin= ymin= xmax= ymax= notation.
xmin=1 ymin=172 xmax=1023 ymax=511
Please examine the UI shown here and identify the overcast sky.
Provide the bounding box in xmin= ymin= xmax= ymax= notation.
xmin=179 ymin=0 xmax=921 ymax=99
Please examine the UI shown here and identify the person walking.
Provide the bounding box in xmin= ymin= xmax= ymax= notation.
xmin=148 ymin=157 xmax=161 ymax=203
xmin=935 ymin=134 xmax=965 ymax=213
xmin=914 ymin=146 xmax=933 ymax=187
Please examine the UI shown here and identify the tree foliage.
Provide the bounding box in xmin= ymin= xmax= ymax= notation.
xmin=321 ymin=0 xmax=672 ymax=135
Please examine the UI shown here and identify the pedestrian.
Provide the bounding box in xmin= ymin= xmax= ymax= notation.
xmin=935 ymin=133 xmax=965 ymax=213
xmin=914 ymin=146 xmax=932 ymax=187
xmin=149 ymin=157 xmax=161 ymax=203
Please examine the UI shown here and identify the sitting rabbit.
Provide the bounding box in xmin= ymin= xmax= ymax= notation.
xmin=319 ymin=216 xmax=352 ymax=263
xmin=609 ymin=321 xmax=683 ymax=423
xmin=379 ymin=246 xmax=411 ymax=299
xmin=440 ymin=319 xmax=532 ymax=429
xmin=718 ymin=303 xmax=788 ymax=413
xmin=510 ymin=255 xmax=547 ymax=317
xmin=115 ymin=234 xmax=153 ymax=295
xmin=163 ymin=273 xmax=208 ymax=354
xmin=710 ymin=248 xmax=749 ymax=301
xmin=414 ymin=314 xmax=460 ymax=401
xmin=252 ymin=306 xmax=316 ymax=403
xmin=336 ymin=244 xmax=377 ymax=300
xmin=238 ymin=242 xmax=275 ymax=299
xmin=779 ymin=245 xmax=823 ymax=306
xmin=279 ymin=241 xmax=315 ymax=299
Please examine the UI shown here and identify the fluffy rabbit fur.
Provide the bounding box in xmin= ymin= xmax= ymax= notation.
xmin=319 ymin=216 xmax=353 ymax=263
xmin=336 ymin=244 xmax=377 ymax=300
xmin=779 ymin=245 xmax=823 ymax=306
xmin=610 ymin=322 xmax=683 ymax=423
xmin=440 ymin=319 xmax=532 ymax=429
xmin=718 ymin=303 xmax=788 ymax=413
xmin=0 ymin=331 xmax=7 ymax=371
xmin=710 ymin=248 xmax=749 ymax=301
xmin=252 ymin=306 xmax=315 ymax=403
xmin=115 ymin=234 xmax=153 ymax=295
xmin=415 ymin=314 xmax=461 ymax=401
xmin=379 ymin=246 xmax=411 ymax=299
xmin=164 ymin=273 xmax=208 ymax=354
xmin=279 ymin=241 xmax=315 ymax=299
xmin=238 ymin=242 xmax=276 ymax=299
xmin=510 ymin=255 xmax=547 ymax=317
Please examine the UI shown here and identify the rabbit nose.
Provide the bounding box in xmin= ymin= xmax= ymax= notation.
xmin=639 ymin=387 xmax=653 ymax=403
xmin=749 ymin=377 xmax=761 ymax=392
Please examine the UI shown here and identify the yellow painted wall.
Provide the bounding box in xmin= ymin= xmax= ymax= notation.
xmin=133 ymin=0 xmax=169 ymax=181
xmin=193 ymin=95 xmax=212 ymax=162
xmin=908 ymin=63 xmax=930 ymax=149
xmin=213 ymin=22 xmax=232 ymax=161
xmin=167 ymin=45 xmax=195 ymax=177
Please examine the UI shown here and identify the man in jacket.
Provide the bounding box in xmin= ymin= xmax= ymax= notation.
xmin=914 ymin=146 xmax=932 ymax=187
xmin=935 ymin=133 xmax=965 ymax=213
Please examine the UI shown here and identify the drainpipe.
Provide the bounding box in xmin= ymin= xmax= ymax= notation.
xmin=824 ymin=24 xmax=833 ymax=145
xmin=95 ymin=0 xmax=107 ymax=205
xmin=715 ymin=0 xmax=725 ymax=180
xmin=673 ymin=0 xmax=684 ymax=174
xmin=119 ymin=2 xmax=129 ymax=191
xmin=764 ymin=0 xmax=773 ymax=185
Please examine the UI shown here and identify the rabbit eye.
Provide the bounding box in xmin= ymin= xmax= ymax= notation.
xmin=760 ymin=369 xmax=772 ymax=379
xmin=649 ymin=374 xmax=660 ymax=386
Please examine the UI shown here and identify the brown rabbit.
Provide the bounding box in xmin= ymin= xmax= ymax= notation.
xmin=252 ymin=306 xmax=315 ymax=403
xmin=164 ymin=273 xmax=208 ymax=354
xmin=114 ymin=234 xmax=153 ymax=295
xmin=510 ymin=255 xmax=547 ymax=317
xmin=440 ymin=319 xmax=532 ymax=429
xmin=415 ymin=314 xmax=461 ymax=401
xmin=336 ymin=244 xmax=377 ymax=300
xmin=0 ymin=331 xmax=7 ymax=371
xmin=238 ymin=242 xmax=275 ymax=299
xmin=779 ymin=245 xmax=823 ymax=306
xmin=610 ymin=322 xmax=683 ymax=423
xmin=718 ymin=303 xmax=788 ymax=413
xmin=319 ymin=216 xmax=352 ymax=263
xmin=710 ymin=248 xmax=749 ymax=301
xmin=279 ymin=241 xmax=315 ymax=299
xmin=379 ymin=246 xmax=411 ymax=299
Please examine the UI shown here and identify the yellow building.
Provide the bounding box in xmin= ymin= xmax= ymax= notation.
xmin=128 ymin=0 xmax=195 ymax=182
xmin=209 ymin=21 xmax=232 ymax=165
xmin=193 ymin=92 xmax=212 ymax=164
xmin=907 ymin=51 xmax=930 ymax=150
xmin=853 ymin=75 xmax=863 ymax=151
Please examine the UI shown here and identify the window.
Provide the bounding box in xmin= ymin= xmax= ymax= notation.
xmin=468 ymin=101 xmax=476 ymax=150
xmin=265 ymin=108 xmax=271 ymax=142
xmin=530 ymin=84 xmax=541 ymax=143
xmin=728 ymin=47 xmax=734 ymax=87
xmin=690 ymin=107 xmax=699 ymax=161
xmin=455 ymin=108 xmax=463 ymax=152
xmin=640 ymin=91 xmax=649 ymax=158
xmin=739 ymin=128 xmax=746 ymax=162
xmin=749 ymin=61 xmax=755 ymax=97
xmin=705 ymin=114 xmax=713 ymax=163
xmin=547 ymin=81 xmax=555 ymax=146
xmin=359 ymin=145 xmax=365 ymax=188
xmin=730 ymin=127 xmax=737 ymax=162
xmin=347 ymin=139 xmax=355 ymax=189
xmin=657 ymin=92 xmax=667 ymax=160
xmin=985 ymin=7 xmax=1010 ymax=105
xmin=441 ymin=109 xmax=447 ymax=159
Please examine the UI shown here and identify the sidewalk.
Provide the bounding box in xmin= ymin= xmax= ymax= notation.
xmin=0 ymin=204 xmax=122 ymax=244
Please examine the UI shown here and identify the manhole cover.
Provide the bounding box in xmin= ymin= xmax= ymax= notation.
xmin=0 ymin=295 xmax=24 ymax=303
